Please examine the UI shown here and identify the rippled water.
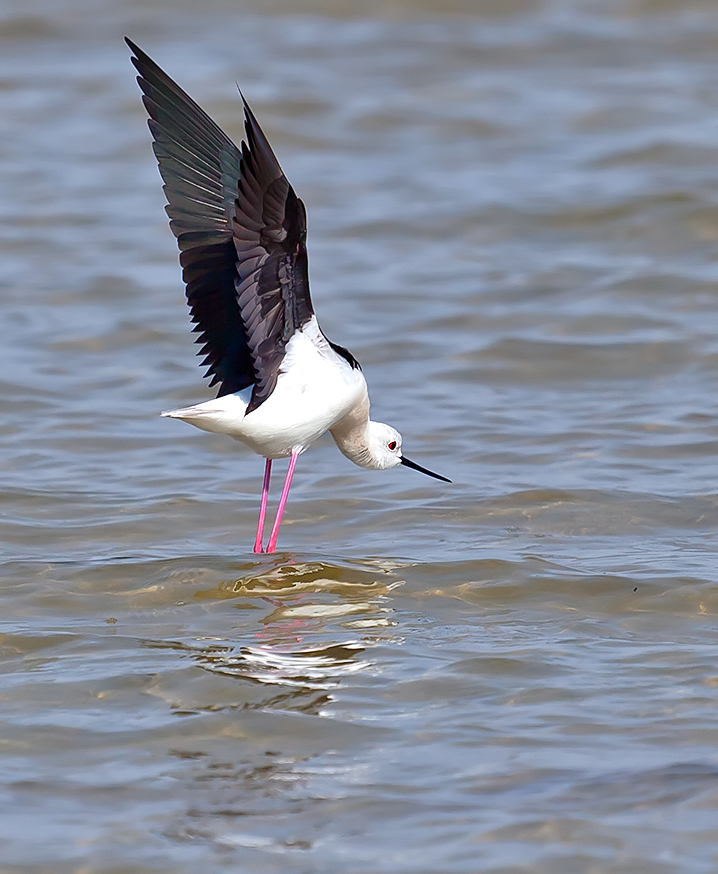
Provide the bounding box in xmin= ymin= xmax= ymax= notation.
xmin=3 ymin=0 xmax=718 ymax=871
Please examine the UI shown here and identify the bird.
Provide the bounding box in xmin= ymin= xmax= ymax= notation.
xmin=127 ymin=39 xmax=450 ymax=554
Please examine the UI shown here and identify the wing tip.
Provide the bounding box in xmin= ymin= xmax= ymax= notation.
xmin=125 ymin=36 xmax=145 ymax=63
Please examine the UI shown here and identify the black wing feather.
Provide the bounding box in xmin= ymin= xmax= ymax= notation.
xmin=232 ymin=103 xmax=315 ymax=411
xmin=127 ymin=38 xmax=253 ymax=396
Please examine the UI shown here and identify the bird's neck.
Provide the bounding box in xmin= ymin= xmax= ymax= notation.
xmin=329 ymin=391 xmax=379 ymax=470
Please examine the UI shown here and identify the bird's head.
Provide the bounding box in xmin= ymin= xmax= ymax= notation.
xmin=366 ymin=422 xmax=450 ymax=482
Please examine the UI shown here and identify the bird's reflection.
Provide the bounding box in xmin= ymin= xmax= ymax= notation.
xmin=197 ymin=640 xmax=370 ymax=691
xmin=184 ymin=558 xmax=401 ymax=701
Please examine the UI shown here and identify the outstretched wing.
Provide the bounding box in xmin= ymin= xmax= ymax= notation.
xmin=127 ymin=38 xmax=253 ymax=397
xmin=127 ymin=39 xmax=317 ymax=411
xmin=233 ymin=99 xmax=314 ymax=411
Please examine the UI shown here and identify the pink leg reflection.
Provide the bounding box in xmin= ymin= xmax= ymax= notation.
xmin=265 ymin=450 xmax=299 ymax=554
xmin=253 ymin=458 xmax=272 ymax=554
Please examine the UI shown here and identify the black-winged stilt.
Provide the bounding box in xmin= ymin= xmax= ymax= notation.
xmin=127 ymin=39 xmax=450 ymax=554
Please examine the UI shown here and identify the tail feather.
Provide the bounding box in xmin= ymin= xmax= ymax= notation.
xmin=159 ymin=393 xmax=250 ymax=433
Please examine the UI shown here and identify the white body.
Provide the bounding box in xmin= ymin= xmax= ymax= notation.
xmin=163 ymin=317 xmax=371 ymax=460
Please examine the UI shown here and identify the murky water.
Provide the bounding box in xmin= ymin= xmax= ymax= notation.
xmin=2 ymin=0 xmax=718 ymax=871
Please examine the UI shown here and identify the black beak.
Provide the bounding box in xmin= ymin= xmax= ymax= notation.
xmin=400 ymin=456 xmax=451 ymax=483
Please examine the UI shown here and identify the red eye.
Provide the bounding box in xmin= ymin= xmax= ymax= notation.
xmin=388 ymin=441 xmax=397 ymax=451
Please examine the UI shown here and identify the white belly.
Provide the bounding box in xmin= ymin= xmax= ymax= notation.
xmin=162 ymin=319 xmax=367 ymax=459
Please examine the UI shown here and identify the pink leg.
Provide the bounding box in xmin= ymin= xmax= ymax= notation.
xmin=265 ymin=450 xmax=299 ymax=554
xmin=253 ymin=458 xmax=272 ymax=554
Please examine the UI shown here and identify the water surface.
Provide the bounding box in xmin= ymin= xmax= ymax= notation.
xmin=2 ymin=0 xmax=718 ymax=871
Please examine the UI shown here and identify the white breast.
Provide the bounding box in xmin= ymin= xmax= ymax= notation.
xmin=162 ymin=317 xmax=367 ymax=459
